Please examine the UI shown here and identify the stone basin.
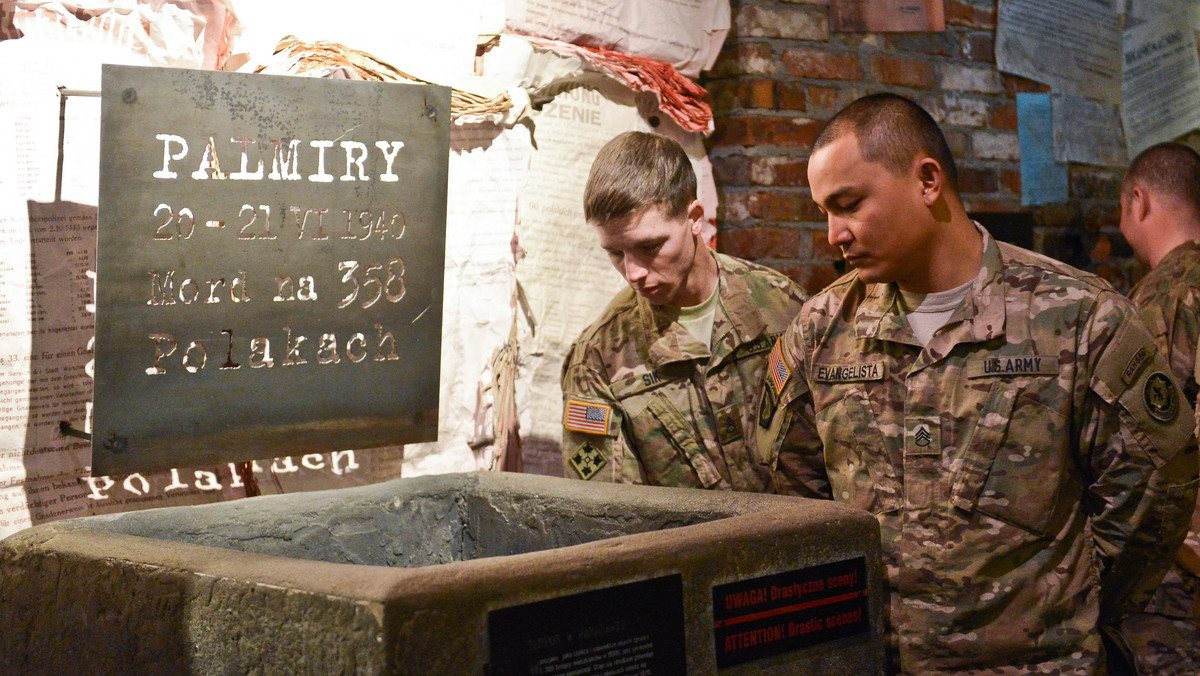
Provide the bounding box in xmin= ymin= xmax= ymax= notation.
xmin=0 ymin=471 xmax=885 ymax=674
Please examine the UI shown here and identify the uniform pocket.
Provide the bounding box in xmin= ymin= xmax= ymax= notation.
xmin=815 ymin=386 xmax=901 ymax=515
xmin=642 ymin=393 xmax=723 ymax=488
xmin=951 ymin=380 xmax=1071 ymax=537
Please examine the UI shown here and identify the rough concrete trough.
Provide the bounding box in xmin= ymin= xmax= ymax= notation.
xmin=0 ymin=471 xmax=885 ymax=674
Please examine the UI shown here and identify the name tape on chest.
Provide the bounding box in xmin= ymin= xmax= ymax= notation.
xmin=968 ymin=355 xmax=1059 ymax=378
xmin=812 ymin=362 xmax=884 ymax=383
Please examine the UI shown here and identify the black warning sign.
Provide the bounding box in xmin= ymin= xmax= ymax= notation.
xmin=712 ymin=557 xmax=868 ymax=669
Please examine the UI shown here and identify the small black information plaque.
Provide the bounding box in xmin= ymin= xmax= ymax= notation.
xmin=487 ymin=575 xmax=686 ymax=676
xmin=712 ymin=557 xmax=868 ymax=669
xmin=93 ymin=64 xmax=449 ymax=474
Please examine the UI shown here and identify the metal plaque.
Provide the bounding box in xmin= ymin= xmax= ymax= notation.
xmin=94 ymin=64 xmax=448 ymax=475
xmin=487 ymin=575 xmax=686 ymax=675
xmin=712 ymin=557 xmax=869 ymax=668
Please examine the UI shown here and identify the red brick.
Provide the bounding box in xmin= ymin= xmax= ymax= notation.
xmin=782 ymin=48 xmax=862 ymax=80
xmin=945 ymin=1 xmax=995 ymax=29
xmin=869 ymin=54 xmax=936 ymax=88
xmin=709 ymin=115 xmax=824 ymax=148
xmin=773 ymin=262 xmax=841 ymax=295
xmin=711 ymin=154 xmax=752 ymax=187
xmin=734 ymin=4 xmax=827 ymax=40
xmin=750 ymin=156 xmax=809 ymax=187
xmin=707 ymin=79 xmax=775 ymax=113
xmin=747 ymin=191 xmax=821 ymax=222
xmin=775 ymin=82 xmax=808 ymax=111
xmin=1002 ymin=74 xmax=1050 ymax=95
xmin=885 ymin=33 xmax=958 ymax=58
xmin=959 ymin=31 xmax=995 ymax=63
xmin=716 ymin=226 xmax=802 ymax=259
xmin=806 ymin=86 xmax=840 ymax=112
xmin=707 ymin=42 xmax=777 ymax=78
xmin=990 ymin=102 xmax=1017 ymax=131
xmin=812 ymin=228 xmax=841 ymax=261
xmin=957 ymin=167 xmax=998 ymax=194
xmin=999 ymin=168 xmax=1021 ymax=195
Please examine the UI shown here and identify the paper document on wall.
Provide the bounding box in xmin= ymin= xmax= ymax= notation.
xmin=0 ymin=40 xmax=143 ymax=491
xmin=504 ymin=0 xmax=730 ymax=77
xmin=1017 ymin=93 xmax=1069 ymax=207
xmin=228 ymin=0 xmax=482 ymax=85
xmin=1121 ymin=13 xmax=1200 ymax=154
xmin=996 ymin=0 xmax=1123 ymax=103
xmin=1050 ymin=93 xmax=1127 ymax=167
xmin=401 ymin=122 xmax=533 ymax=477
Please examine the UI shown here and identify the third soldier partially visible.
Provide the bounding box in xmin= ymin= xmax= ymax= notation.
xmin=560 ymin=131 xmax=827 ymax=496
xmin=1118 ymin=141 xmax=1200 ymax=675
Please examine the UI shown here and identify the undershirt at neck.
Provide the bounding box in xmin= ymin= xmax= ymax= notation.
xmin=669 ymin=281 xmax=720 ymax=348
xmin=898 ymin=278 xmax=973 ymax=346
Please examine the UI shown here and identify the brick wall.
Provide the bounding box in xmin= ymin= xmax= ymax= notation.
xmin=700 ymin=0 xmax=1144 ymax=294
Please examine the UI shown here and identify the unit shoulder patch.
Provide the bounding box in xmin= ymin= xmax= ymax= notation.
xmin=1144 ymin=371 xmax=1180 ymax=422
xmin=569 ymin=441 xmax=607 ymax=480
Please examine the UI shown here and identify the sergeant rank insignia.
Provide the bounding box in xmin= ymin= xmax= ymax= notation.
xmin=1144 ymin=371 xmax=1179 ymax=422
xmin=569 ymin=441 xmax=607 ymax=480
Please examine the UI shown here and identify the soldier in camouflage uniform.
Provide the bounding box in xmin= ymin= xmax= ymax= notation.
xmin=760 ymin=94 xmax=1199 ymax=673
xmin=561 ymin=131 xmax=828 ymax=496
xmin=1118 ymin=142 xmax=1200 ymax=675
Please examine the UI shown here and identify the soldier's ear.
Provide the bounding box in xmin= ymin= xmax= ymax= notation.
xmin=686 ymin=199 xmax=705 ymax=236
xmin=916 ymin=157 xmax=943 ymax=206
xmin=1130 ymin=186 xmax=1151 ymax=222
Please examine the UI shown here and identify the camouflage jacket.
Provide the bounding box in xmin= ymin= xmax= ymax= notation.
xmin=1128 ymin=240 xmax=1200 ymax=620
xmin=763 ymin=227 xmax=1198 ymax=673
xmin=561 ymin=252 xmax=827 ymax=495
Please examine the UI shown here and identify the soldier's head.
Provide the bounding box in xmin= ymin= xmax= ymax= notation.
xmin=584 ymin=132 xmax=712 ymax=306
xmin=807 ymin=93 xmax=966 ymax=290
xmin=1120 ymin=142 xmax=1200 ymax=267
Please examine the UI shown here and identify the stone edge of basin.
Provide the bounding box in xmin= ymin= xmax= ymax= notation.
xmin=0 ymin=471 xmax=886 ymax=675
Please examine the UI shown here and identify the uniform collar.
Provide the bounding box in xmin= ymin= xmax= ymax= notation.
xmin=852 ymin=223 xmax=1006 ymax=345
xmin=638 ymin=252 xmax=769 ymax=366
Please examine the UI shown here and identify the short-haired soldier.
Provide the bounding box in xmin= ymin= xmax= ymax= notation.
xmin=760 ymin=93 xmax=1198 ymax=673
xmin=561 ymin=131 xmax=827 ymax=496
xmin=1118 ymin=141 xmax=1200 ymax=674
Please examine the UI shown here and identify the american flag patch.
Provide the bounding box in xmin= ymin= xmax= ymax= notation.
xmin=768 ymin=339 xmax=791 ymax=396
xmin=564 ymin=400 xmax=611 ymax=435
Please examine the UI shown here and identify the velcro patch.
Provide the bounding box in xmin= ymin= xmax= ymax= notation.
xmin=564 ymin=399 xmax=611 ymax=435
xmin=812 ymin=362 xmax=884 ymax=383
xmin=716 ymin=405 xmax=743 ymax=446
xmin=767 ymin=339 xmax=791 ymax=396
xmin=758 ymin=380 xmax=778 ymax=429
xmin=1144 ymin=371 xmax=1180 ymax=422
xmin=731 ymin=332 xmax=781 ymax=361
xmin=968 ymin=355 xmax=1059 ymax=378
xmin=1122 ymin=346 xmax=1151 ymax=386
xmin=569 ymin=442 xmax=607 ymax=480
